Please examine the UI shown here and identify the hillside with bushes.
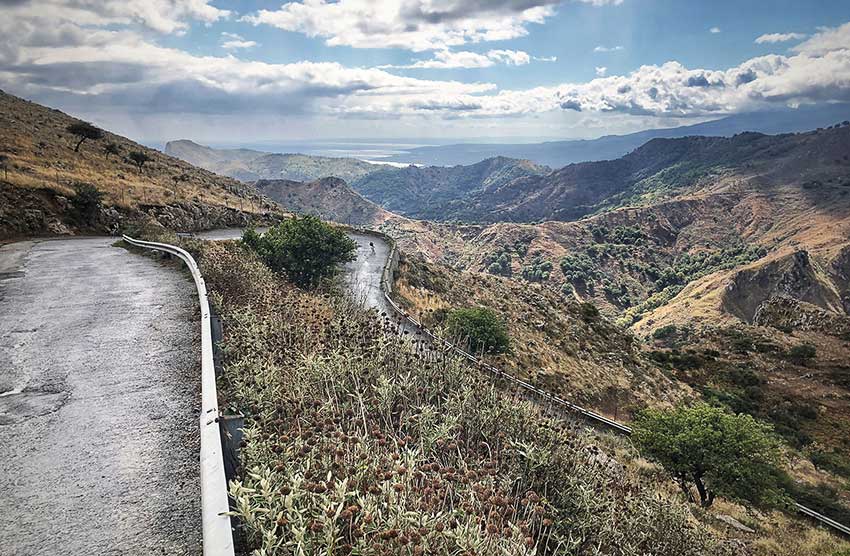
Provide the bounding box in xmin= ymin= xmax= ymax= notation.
xmin=0 ymin=91 xmax=282 ymax=239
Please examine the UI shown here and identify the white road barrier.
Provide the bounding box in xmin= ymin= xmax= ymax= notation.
xmin=123 ymin=236 xmax=234 ymax=556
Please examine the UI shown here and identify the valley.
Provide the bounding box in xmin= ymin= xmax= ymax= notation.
xmin=3 ymin=88 xmax=850 ymax=554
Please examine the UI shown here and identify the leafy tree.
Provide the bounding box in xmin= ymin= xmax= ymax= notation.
xmin=71 ymin=182 xmax=105 ymax=223
xmin=242 ymin=216 xmax=357 ymax=289
xmin=633 ymin=404 xmax=785 ymax=508
xmin=66 ymin=122 xmax=104 ymax=152
xmin=103 ymin=142 xmax=121 ymax=160
xmin=446 ymin=307 xmax=511 ymax=355
xmin=128 ymin=151 xmax=151 ymax=174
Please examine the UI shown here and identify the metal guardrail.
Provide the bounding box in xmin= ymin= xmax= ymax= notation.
xmin=122 ymin=235 xmax=235 ymax=556
xmin=370 ymin=231 xmax=849 ymax=538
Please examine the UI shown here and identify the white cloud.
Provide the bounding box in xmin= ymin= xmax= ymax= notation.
xmin=755 ymin=32 xmax=807 ymax=44
xmin=595 ymin=66 xmax=607 ymax=76
xmin=383 ymin=48 xmax=537 ymax=69
xmin=594 ymin=45 xmax=623 ymax=52
xmin=221 ymin=32 xmax=258 ymax=50
xmin=709 ymin=27 xmax=721 ymax=34
xmin=4 ymin=0 xmax=230 ymax=35
xmin=3 ymin=4 xmax=850 ymax=132
xmin=242 ymin=0 xmax=620 ymax=52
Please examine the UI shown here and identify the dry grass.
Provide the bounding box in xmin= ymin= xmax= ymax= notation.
xmin=194 ymin=239 xmax=737 ymax=556
xmin=0 ymin=90 xmax=272 ymax=214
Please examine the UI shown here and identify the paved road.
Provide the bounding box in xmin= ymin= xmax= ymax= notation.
xmin=196 ymin=228 xmax=399 ymax=319
xmin=0 ymin=238 xmax=202 ymax=555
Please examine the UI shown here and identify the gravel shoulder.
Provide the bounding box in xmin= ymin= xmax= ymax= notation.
xmin=0 ymin=237 xmax=202 ymax=555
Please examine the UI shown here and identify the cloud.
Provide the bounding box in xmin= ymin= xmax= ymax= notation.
xmin=594 ymin=45 xmax=623 ymax=52
xmin=382 ymin=48 xmax=538 ymax=69
xmin=709 ymin=27 xmax=721 ymax=34
xmin=221 ymin=32 xmax=257 ymax=50
xmin=3 ymin=0 xmax=230 ymax=34
xmin=595 ymin=66 xmax=607 ymax=76
xmin=3 ymin=4 xmax=850 ymax=130
xmin=242 ymin=0 xmax=620 ymax=52
xmin=755 ymin=32 xmax=807 ymax=44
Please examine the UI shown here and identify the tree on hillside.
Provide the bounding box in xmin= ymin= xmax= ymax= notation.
xmin=103 ymin=142 xmax=121 ymax=160
xmin=128 ymin=151 xmax=151 ymax=174
xmin=633 ymin=403 xmax=785 ymax=508
xmin=0 ymin=153 xmax=8 ymax=180
xmin=446 ymin=307 xmax=511 ymax=355
xmin=171 ymin=172 xmax=189 ymax=195
xmin=66 ymin=122 xmax=104 ymax=153
xmin=242 ymin=216 xmax=357 ymax=289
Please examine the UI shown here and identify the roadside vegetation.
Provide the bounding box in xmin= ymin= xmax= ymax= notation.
xmin=446 ymin=306 xmax=511 ymax=355
xmin=242 ymin=216 xmax=357 ymax=289
xmin=197 ymin=239 xmax=736 ymax=556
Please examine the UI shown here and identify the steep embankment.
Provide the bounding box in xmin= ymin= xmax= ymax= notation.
xmin=0 ymin=91 xmax=282 ymax=239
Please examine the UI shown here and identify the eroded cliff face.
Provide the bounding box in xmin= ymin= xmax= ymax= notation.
xmin=722 ymin=250 xmax=846 ymax=323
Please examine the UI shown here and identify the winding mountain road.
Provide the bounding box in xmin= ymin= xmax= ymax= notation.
xmin=0 ymin=237 xmax=202 ymax=555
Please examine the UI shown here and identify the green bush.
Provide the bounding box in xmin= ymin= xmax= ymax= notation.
xmin=788 ymin=343 xmax=817 ymax=364
xmin=446 ymin=306 xmax=510 ymax=355
xmin=71 ymin=182 xmax=105 ymax=223
xmin=520 ymin=256 xmax=552 ymax=282
xmin=242 ymin=216 xmax=357 ymax=289
xmin=652 ymin=324 xmax=678 ymax=340
xmin=633 ymin=403 xmax=786 ymax=508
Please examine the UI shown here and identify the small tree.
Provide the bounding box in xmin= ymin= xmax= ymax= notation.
xmin=66 ymin=122 xmax=104 ymax=152
xmin=71 ymin=182 xmax=105 ymax=223
xmin=241 ymin=216 xmax=357 ymax=289
xmin=103 ymin=142 xmax=121 ymax=160
xmin=633 ymin=404 xmax=785 ymax=508
xmin=171 ymin=172 xmax=189 ymax=195
xmin=0 ymin=153 xmax=8 ymax=180
xmin=446 ymin=307 xmax=511 ymax=355
xmin=128 ymin=151 xmax=151 ymax=174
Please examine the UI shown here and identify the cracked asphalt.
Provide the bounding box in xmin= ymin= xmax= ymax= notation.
xmin=0 ymin=237 xmax=202 ymax=555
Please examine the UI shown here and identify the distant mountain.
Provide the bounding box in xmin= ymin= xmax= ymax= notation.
xmin=254 ymin=177 xmax=393 ymax=226
xmin=384 ymin=104 xmax=850 ymax=167
xmin=434 ymin=125 xmax=850 ymax=223
xmin=164 ymin=140 xmax=379 ymax=183
xmin=350 ymin=156 xmax=551 ymax=220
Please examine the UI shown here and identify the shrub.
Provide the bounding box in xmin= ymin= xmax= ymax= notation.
xmin=71 ymin=182 xmax=105 ymax=223
xmin=520 ymin=256 xmax=552 ymax=282
xmin=788 ymin=343 xmax=817 ymax=364
xmin=559 ymin=253 xmax=598 ymax=283
xmin=446 ymin=306 xmax=510 ymax=355
xmin=242 ymin=216 xmax=357 ymax=289
xmin=633 ymin=403 xmax=786 ymax=508
xmin=652 ymin=324 xmax=678 ymax=340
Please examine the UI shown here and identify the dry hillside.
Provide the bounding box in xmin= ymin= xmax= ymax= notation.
xmin=0 ymin=91 xmax=283 ymax=239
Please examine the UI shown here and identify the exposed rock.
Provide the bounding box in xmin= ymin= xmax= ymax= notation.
xmin=715 ymin=514 xmax=755 ymax=533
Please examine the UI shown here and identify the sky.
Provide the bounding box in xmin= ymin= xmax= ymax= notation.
xmin=2 ymin=0 xmax=850 ymax=144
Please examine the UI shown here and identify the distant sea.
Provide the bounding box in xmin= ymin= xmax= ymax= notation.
xmin=213 ymin=140 xmax=439 ymax=165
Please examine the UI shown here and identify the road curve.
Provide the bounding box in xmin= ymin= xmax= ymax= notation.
xmin=195 ymin=228 xmax=398 ymax=319
xmin=0 ymin=238 xmax=202 ymax=555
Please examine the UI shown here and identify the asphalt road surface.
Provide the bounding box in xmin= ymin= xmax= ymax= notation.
xmin=0 ymin=237 xmax=202 ymax=555
xmin=196 ymin=228 xmax=399 ymax=319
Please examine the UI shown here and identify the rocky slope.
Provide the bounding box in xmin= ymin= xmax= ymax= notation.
xmin=0 ymin=91 xmax=282 ymax=239
xmin=254 ymin=177 xmax=395 ymax=226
